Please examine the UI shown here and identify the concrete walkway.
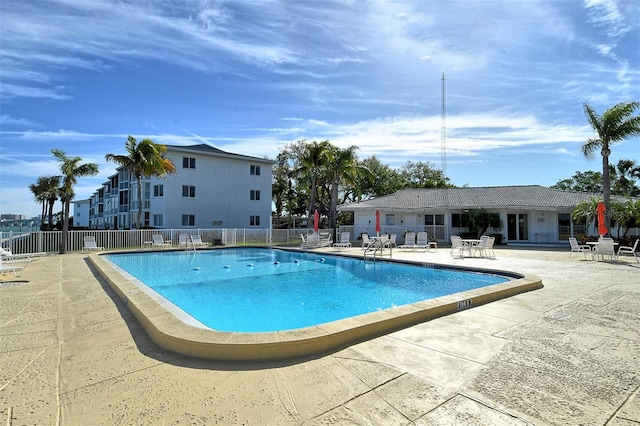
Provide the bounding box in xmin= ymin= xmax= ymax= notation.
xmin=1 ymin=246 xmax=638 ymax=425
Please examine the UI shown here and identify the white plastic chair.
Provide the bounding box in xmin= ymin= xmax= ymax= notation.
xmin=399 ymin=232 xmax=416 ymax=250
xmin=617 ymin=239 xmax=639 ymax=263
xmin=450 ymin=235 xmax=464 ymax=258
xmin=190 ymin=235 xmax=208 ymax=248
xmin=415 ymin=232 xmax=429 ymax=251
xmin=591 ymin=237 xmax=616 ymax=261
xmin=333 ymin=232 xmax=352 ymax=248
xmin=568 ymin=238 xmax=591 ymax=259
xmin=152 ymin=234 xmax=171 ymax=248
xmin=82 ymin=236 xmax=104 ymax=252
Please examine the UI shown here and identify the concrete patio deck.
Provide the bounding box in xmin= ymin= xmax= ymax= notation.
xmin=1 ymin=245 xmax=638 ymax=425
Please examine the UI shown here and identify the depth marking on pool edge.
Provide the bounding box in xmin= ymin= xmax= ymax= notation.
xmin=457 ymin=299 xmax=473 ymax=310
xmin=421 ymin=263 xmax=435 ymax=268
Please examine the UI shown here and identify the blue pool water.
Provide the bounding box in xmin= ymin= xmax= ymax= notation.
xmin=105 ymin=248 xmax=508 ymax=332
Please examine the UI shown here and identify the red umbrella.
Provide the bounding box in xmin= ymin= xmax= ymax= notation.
xmin=314 ymin=210 xmax=319 ymax=233
xmin=375 ymin=210 xmax=381 ymax=236
xmin=597 ymin=202 xmax=608 ymax=236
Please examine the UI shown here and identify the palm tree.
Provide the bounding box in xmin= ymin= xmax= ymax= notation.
xmin=581 ymin=101 xmax=640 ymax=233
xmin=105 ymin=136 xmax=176 ymax=229
xmin=326 ymin=145 xmax=361 ymax=235
xmin=29 ymin=175 xmax=61 ymax=230
xmin=29 ymin=177 xmax=48 ymax=229
xmin=52 ymin=149 xmax=99 ymax=253
xmin=296 ymin=140 xmax=332 ymax=218
xmin=613 ymin=158 xmax=640 ymax=196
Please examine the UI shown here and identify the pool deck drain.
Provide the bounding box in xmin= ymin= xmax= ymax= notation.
xmin=88 ymin=252 xmax=542 ymax=362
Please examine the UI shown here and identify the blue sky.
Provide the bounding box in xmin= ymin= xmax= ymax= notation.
xmin=1 ymin=0 xmax=639 ymax=218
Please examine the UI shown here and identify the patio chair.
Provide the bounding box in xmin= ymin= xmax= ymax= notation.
xmin=591 ymin=237 xmax=616 ymax=261
xmin=82 ymin=236 xmax=104 ymax=252
xmin=152 ymin=234 xmax=171 ymax=248
xmin=483 ymin=236 xmax=496 ymax=259
xmin=190 ymin=235 xmax=209 ymax=248
xmin=472 ymin=236 xmax=489 ymax=257
xmin=1 ymin=247 xmax=46 ymax=261
xmin=178 ymin=234 xmax=189 ymax=248
xmin=333 ymin=232 xmax=352 ymax=248
xmin=415 ymin=232 xmax=429 ymax=251
xmin=617 ymin=238 xmax=639 ymax=263
xmin=450 ymin=235 xmax=465 ymax=258
xmin=568 ymin=238 xmax=591 ymax=259
xmin=388 ymin=234 xmax=397 ymax=248
xmin=361 ymin=233 xmax=372 ymax=249
xmin=398 ymin=232 xmax=416 ymax=250
xmin=0 ymin=259 xmax=26 ymax=277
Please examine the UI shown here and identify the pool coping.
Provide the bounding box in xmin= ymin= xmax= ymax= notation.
xmin=88 ymin=250 xmax=543 ymax=362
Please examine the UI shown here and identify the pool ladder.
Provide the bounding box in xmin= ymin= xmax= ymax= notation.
xmin=363 ymin=240 xmax=392 ymax=261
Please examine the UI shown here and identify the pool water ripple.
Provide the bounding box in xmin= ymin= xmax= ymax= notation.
xmin=105 ymin=248 xmax=508 ymax=332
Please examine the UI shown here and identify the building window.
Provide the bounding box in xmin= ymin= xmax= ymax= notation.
xmin=385 ymin=214 xmax=395 ymax=226
xmin=182 ymin=185 xmax=196 ymax=198
xmin=451 ymin=213 xmax=470 ymax=228
xmin=181 ymin=214 xmax=195 ymax=227
xmin=250 ymin=164 xmax=261 ymax=175
xmin=182 ymin=157 xmax=196 ymax=169
xmin=153 ymin=214 xmax=163 ymax=227
xmin=250 ymin=190 xmax=261 ymax=201
xmin=153 ymin=185 xmax=164 ymax=197
xmin=250 ymin=215 xmax=260 ymax=226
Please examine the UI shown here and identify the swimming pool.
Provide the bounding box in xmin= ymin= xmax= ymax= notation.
xmin=104 ymin=248 xmax=509 ymax=332
xmin=90 ymin=248 xmax=542 ymax=361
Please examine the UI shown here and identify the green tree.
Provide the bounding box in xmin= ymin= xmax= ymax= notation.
xmin=399 ymin=161 xmax=450 ymax=188
xmin=582 ymin=101 xmax=640 ymax=233
xmin=105 ymin=136 xmax=176 ymax=229
xmin=293 ymin=140 xmax=332 ymax=218
xmin=466 ymin=208 xmax=502 ymax=239
xmin=28 ymin=175 xmax=61 ymax=230
xmin=550 ymin=170 xmax=606 ymax=193
xmin=572 ymin=196 xmax=601 ymax=234
xmin=613 ymin=159 xmax=640 ymax=197
xmin=326 ymin=145 xmax=361 ymax=233
xmin=52 ymin=149 xmax=99 ymax=253
xmin=29 ymin=177 xmax=48 ymax=230
xmin=349 ymin=156 xmax=403 ymax=202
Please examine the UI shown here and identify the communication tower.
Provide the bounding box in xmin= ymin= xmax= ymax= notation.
xmin=441 ymin=72 xmax=447 ymax=177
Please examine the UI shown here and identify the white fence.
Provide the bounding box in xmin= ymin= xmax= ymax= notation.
xmin=1 ymin=228 xmax=334 ymax=255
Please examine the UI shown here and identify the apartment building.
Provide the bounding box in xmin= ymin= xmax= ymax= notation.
xmin=78 ymin=144 xmax=274 ymax=229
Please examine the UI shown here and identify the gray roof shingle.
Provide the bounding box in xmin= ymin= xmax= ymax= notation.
xmin=339 ymin=185 xmax=623 ymax=211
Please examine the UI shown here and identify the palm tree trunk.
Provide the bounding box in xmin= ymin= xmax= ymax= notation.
xmin=602 ymin=152 xmax=611 ymax=234
xmin=59 ymin=200 xmax=70 ymax=254
xmin=137 ymin=175 xmax=143 ymax=230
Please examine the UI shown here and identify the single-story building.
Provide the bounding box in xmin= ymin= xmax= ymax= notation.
xmin=338 ymin=185 xmax=634 ymax=245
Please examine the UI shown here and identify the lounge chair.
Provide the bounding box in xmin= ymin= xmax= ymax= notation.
xmin=0 ymin=247 xmax=46 ymax=261
xmin=398 ymin=232 xmax=416 ymax=250
xmin=569 ymin=238 xmax=591 ymax=259
xmin=333 ymin=232 xmax=352 ymax=248
xmin=415 ymin=232 xmax=429 ymax=251
xmin=152 ymin=234 xmax=171 ymax=248
xmin=82 ymin=236 xmax=104 ymax=252
xmin=320 ymin=234 xmax=333 ymax=247
xmin=178 ymin=234 xmax=189 ymax=248
xmin=0 ymin=259 xmax=26 ymax=277
xmin=617 ymin=239 xmax=639 ymax=263
xmin=190 ymin=235 xmax=208 ymax=248
xmin=591 ymin=237 xmax=616 ymax=261
xmin=450 ymin=235 xmax=465 ymax=258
